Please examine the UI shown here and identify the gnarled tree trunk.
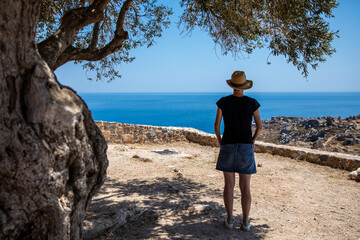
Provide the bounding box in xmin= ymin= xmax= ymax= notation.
xmin=0 ymin=1 xmax=108 ymax=239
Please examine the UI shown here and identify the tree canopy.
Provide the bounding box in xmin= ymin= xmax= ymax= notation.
xmin=37 ymin=0 xmax=338 ymax=81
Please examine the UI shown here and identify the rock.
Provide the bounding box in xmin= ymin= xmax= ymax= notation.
xmin=174 ymin=168 xmax=184 ymax=179
xmin=336 ymin=134 xmax=352 ymax=141
xmin=348 ymin=168 xmax=360 ymax=181
xmin=302 ymin=119 xmax=320 ymax=129
xmin=326 ymin=116 xmax=334 ymax=126
xmin=280 ymin=127 xmax=290 ymax=134
xmin=189 ymin=204 xmax=220 ymax=215
xmin=279 ymin=133 xmax=297 ymax=144
xmin=343 ymin=139 xmax=356 ymax=146
xmin=117 ymin=126 xmax=123 ymax=133
xmin=139 ymin=134 xmax=146 ymax=144
xmin=140 ymin=157 xmax=152 ymax=162
xmin=114 ymin=145 xmax=129 ymax=151
xmin=147 ymin=129 xmax=156 ymax=139
xmin=280 ymin=125 xmax=297 ymax=134
xmin=339 ymin=134 xmax=349 ymax=141
xmin=122 ymin=134 xmax=134 ymax=143
xmin=104 ymin=125 xmax=115 ymax=130
xmin=307 ymin=131 xmax=326 ymax=142
xmin=132 ymin=155 xmax=152 ymax=162
xmin=124 ymin=126 xmax=131 ymax=134
xmin=336 ymin=133 xmax=357 ymax=146
xmin=313 ymin=140 xmax=324 ymax=149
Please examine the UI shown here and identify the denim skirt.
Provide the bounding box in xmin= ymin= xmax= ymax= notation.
xmin=216 ymin=143 xmax=256 ymax=174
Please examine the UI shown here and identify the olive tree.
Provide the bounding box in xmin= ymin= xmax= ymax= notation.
xmin=37 ymin=0 xmax=338 ymax=80
xmin=0 ymin=0 xmax=337 ymax=239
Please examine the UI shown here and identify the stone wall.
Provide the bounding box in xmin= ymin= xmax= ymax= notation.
xmin=96 ymin=121 xmax=218 ymax=147
xmin=254 ymin=141 xmax=360 ymax=171
xmin=96 ymin=121 xmax=360 ymax=171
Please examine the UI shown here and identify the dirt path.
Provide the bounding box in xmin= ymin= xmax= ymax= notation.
xmin=89 ymin=142 xmax=360 ymax=240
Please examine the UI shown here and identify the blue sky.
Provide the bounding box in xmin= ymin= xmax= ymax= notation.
xmin=55 ymin=0 xmax=360 ymax=93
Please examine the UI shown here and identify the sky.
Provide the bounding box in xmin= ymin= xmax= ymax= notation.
xmin=55 ymin=0 xmax=360 ymax=93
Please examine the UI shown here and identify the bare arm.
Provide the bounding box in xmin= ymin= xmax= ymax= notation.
xmin=252 ymin=109 xmax=263 ymax=147
xmin=214 ymin=107 xmax=222 ymax=146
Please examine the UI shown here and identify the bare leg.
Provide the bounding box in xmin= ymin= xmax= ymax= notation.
xmin=223 ymin=172 xmax=235 ymax=221
xmin=239 ymin=174 xmax=252 ymax=223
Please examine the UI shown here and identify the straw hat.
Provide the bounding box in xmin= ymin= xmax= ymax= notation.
xmin=226 ymin=71 xmax=253 ymax=90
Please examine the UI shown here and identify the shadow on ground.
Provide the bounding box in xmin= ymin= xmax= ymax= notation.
xmin=86 ymin=177 xmax=271 ymax=239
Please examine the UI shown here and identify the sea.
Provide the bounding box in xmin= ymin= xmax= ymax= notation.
xmin=79 ymin=92 xmax=360 ymax=134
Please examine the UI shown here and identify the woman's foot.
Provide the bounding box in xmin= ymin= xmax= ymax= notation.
xmin=241 ymin=222 xmax=251 ymax=231
xmin=225 ymin=219 xmax=234 ymax=229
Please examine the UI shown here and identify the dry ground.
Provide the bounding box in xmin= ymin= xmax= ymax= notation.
xmin=88 ymin=142 xmax=360 ymax=240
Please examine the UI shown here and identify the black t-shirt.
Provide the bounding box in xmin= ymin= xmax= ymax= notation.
xmin=216 ymin=95 xmax=260 ymax=144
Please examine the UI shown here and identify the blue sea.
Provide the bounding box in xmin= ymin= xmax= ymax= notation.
xmin=80 ymin=92 xmax=360 ymax=134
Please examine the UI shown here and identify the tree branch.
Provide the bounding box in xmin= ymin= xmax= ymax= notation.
xmin=115 ymin=0 xmax=134 ymax=36
xmin=54 ymin=30 xmax=129 ymax=70
xmin=79 ymin=0 xmax=85 ymax=7
xmin=89 ymin=22 xmax=100 ymax=50
xmin=53 ymin=0 xmax=135 ymax=69
xmin=37 ymin=0 xmax=111 ymax=69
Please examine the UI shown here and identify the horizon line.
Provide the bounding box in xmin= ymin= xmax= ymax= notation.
xmin=77 ymin=91 xmax=360 ymax=94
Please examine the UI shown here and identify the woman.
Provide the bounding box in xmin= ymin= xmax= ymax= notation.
xmin=214 ymin=71 xmax=262 ymax=231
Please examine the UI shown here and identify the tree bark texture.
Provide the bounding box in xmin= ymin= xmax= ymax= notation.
xmin=0 ymin=1 xmax=108 ymax=239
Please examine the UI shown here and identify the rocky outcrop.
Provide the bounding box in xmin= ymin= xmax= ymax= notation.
xmin=260 ymin=115 xmax=360 ymax=155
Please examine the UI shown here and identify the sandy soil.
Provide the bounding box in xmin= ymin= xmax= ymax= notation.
xmin=88 ymin=142 xmax=360 ymax=240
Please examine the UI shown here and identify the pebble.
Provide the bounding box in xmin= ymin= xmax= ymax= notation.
xmin=114 ymin=146 xmax=129 ymax=151
xmin=348 ymin=168 xmax=360 ymax=181
xmin=174 ymin=168 xmax=184 ymax=179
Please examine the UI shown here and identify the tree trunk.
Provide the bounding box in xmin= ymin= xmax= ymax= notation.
xmin=0 ymin=1 xmax=108 ymax=239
